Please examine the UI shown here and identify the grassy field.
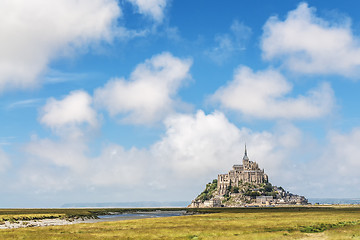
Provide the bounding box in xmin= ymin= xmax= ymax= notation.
xmin=0 ymin=206 xmax=360 ymax=239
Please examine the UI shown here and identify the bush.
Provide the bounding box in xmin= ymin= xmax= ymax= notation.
xmin=250 ymin=191 xmax=260 ymax=197
xmin=196 ymin=179 xmax=218 ymax=202
xmin=244 ymin=191 xmax=260 ymax=197
xmin=264 ymin=183 xmax=273 ymax=192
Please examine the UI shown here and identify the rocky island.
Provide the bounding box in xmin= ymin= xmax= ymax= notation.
xmin=189 ymin=146 xmax=308 ymax=208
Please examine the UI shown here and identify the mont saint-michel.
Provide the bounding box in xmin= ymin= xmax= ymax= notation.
xmin=189 ymin=146 xmax=308 ymax=208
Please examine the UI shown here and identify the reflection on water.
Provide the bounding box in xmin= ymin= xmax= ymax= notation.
xmin=96 ymin=211 xmax=186 ymax=222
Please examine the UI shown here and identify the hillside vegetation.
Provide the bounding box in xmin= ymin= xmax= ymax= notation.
xmin=195 ymin=179 xmax=287 ymax=206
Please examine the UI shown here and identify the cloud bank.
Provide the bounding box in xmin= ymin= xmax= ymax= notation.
xmin=21 ymin=111 xmax=300 ymax=194
xmin=18 ymin=107 xmax=360 ymax=199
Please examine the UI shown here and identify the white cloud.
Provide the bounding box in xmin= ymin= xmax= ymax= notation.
xmin=7 ymin=99 xmax=41 ymax=109
xmin=211 ymin=66 xmax=334 ymax=119
xmin=90 ymin=145 xmax=149 ymax=187
xmin=25 ymin=138 xmax=88 ymax=173
xmin=314 ymin=128 xmax=360 ymax=196
xmin=127 ymin=0 xmax=167 ymax=22
xmin=151 ymin=111 xmax=302 ymax=184
xmin=21 ymin=134 xmax=150 ymax=191
xmin=0 ymin=0 xmax=122 ymax=92
xmin=0 ymin=148 xmax=10 ymax=172
xmin=152 ymin=110 xmax=244 ymax=177
xmin=262 ymin=2 xmax=360 ymax=77
xmin=0 ymin=137 xmax=16 ymax=146
xmin=21 ymin=136 xmax=153 ymax=191
xmin=94 ymin=52 xmax=192 ymax=124
xmin=322 ymin=128 xmax=360 ymax=177
xmin=40 ymin=90 xmax=98 ymax=136
xmin=206 ymin=20 xmax=252 ymax=64
xmin=281 ymin=127 xmax=360 ymax=198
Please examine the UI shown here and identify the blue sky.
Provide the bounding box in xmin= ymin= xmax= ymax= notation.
xmin=1 ymin=0 xmax=360 ymax=207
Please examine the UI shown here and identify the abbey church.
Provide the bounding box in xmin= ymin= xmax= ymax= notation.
xmin=217 ymin=146 xmax=268 ymax=195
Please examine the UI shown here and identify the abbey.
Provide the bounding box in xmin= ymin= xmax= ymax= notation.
xmin=217 ymin=146 xmax=268 ymax=195
xmin=188 ymin=145 xmax=308 ymax=208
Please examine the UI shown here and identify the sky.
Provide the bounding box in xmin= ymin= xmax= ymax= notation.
xmin=1 ymin=0 xmax=360 ymax=208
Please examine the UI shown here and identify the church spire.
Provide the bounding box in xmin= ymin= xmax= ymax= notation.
xmin=243 ymin=143 xmax=249 ymax=161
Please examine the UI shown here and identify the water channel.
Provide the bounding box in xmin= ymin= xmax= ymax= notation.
xmin=95 ymin=210 xmax=187 ymax=222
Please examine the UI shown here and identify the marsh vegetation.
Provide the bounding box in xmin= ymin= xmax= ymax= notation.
xmin=0 ymin=206 xmax=360 ymax=239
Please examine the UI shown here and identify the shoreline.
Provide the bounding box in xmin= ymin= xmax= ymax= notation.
xmin=0 ymin=210 xmax=187 ymax=229
xmin=0 ymin=218 xmax=95 ymax=229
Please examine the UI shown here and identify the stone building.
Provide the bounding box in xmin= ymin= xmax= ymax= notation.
xmin=189 ymin=198 xmax=221 ymax=208
xmin=217 ymin=146 xmax=268 ymax=195
xmin=256 ymin=196 xmax=274 ymax=204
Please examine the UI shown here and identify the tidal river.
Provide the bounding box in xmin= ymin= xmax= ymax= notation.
xmin=94 ymin=210 xmax=187 ymax=222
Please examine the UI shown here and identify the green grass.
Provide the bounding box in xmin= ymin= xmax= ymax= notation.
xmin=0 ymin=206 xmax=360 ymax=239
